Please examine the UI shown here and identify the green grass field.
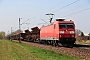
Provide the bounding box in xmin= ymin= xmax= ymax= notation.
xmin=0 ymin=40 xmax=83 ymax=60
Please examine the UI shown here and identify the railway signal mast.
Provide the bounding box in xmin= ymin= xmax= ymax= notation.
xmin=46 ymin=13 xmax=54 ymax=23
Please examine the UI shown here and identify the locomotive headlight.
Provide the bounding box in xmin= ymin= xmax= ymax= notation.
xmin=70 ymin=31 xmax=74 ymax=34
xmin=60 ymin=31 xmax=64 ymax=34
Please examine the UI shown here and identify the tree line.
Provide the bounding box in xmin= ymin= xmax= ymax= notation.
xmin=0 ymin=31 xmax=5 ymax=39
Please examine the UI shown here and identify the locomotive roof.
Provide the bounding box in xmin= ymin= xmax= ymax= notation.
xmin=41 ymin=20 xmax=74 ymax=28
xmin=56 ymin=19 xmax=65 ymax=21
xmin=56 ymin=20 xmax=74 ymax=24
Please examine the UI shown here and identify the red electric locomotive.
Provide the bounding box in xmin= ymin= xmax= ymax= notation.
xmin=40 ymin=19 xmax=76 ymax=47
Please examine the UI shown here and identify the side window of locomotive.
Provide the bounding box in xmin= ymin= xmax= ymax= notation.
xmin=67 ymin=24 xmax=74 ymax=28
xmin=59 ymin=24 xmax=66 ymax=28
xmin=54 ymin=24 xmax=56 ymax=29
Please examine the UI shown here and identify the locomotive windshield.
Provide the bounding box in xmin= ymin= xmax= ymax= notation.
xmin=67 ymin=24 xmax=74 ymax=28
xmin=59 ymin=24 xmax=66 ymax=28
xmin=59 ymin=24 xmax=74 ymax=28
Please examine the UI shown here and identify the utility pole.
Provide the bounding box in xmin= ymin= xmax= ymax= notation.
xmin=8 ymin=31 xmax=10 ymax=40
xmin=11 ymin=27 xmax=12 ymax=41
xmin=18 ymin=18 xmax=29 ymax=43
xmin=19 ymin=18 xmax=22 ymax=43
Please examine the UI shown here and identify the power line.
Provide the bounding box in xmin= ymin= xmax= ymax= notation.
xmin=62 ymin=7 xmax=90 ymax=18
xmin=52 ymin=0 xmax=80 ymax=13
xmin=39 ymin=0 xmax=80 ymax=23
xmin=36 ymin=0 xmax=65 ymax=23
xmin=56 ymin=2 xmax=90 ymax=18
xmin=21 ymin=0 xmax=81 ymax=28
xmin=47 ymin=0 xmax=65 ymax=12
xmin=41 ymin=19 xmax=48 ymax=24
xmin=21 ymin=19 xmax=29 ymax=25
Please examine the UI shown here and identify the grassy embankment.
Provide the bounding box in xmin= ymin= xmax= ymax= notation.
xmin=0 ymin=40 xmax=83 ymax=60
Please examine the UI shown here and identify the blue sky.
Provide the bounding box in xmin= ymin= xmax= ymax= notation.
xmin=0 ymin=0 xmax=90 ymax=35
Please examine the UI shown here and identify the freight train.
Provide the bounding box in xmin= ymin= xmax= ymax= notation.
xmin=11 ymin=19 xmax=76 ymax=47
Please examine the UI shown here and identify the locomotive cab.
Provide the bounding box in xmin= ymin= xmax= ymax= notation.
xmin=58 ymin=20 xmax=76 ymax=47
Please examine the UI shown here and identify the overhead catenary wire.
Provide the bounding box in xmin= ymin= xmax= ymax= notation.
xmin=41 ymin=19 xmax=48 ymax=24
xmin=21 ymin=0 xmax=88 ymax=26
xmin=52 ymin=0 xmax=80 ymax=13
xmin=61 ymin=7 xmax=90 ymax=18
xmin=39 ymin=0 xmax=80 ymax=23
xmin=47 ymin=0 xmax=65 ymax=12
xmin=37 ymin=0 xmax=66 ymax=24
xmin=56 ymin=2 xmax=90 ymax=18
xmin=21 ymin=19 xmax=29 ymax=25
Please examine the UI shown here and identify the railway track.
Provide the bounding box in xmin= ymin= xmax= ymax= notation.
xmin=13 ymin=40 xmax=90 ymax=60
